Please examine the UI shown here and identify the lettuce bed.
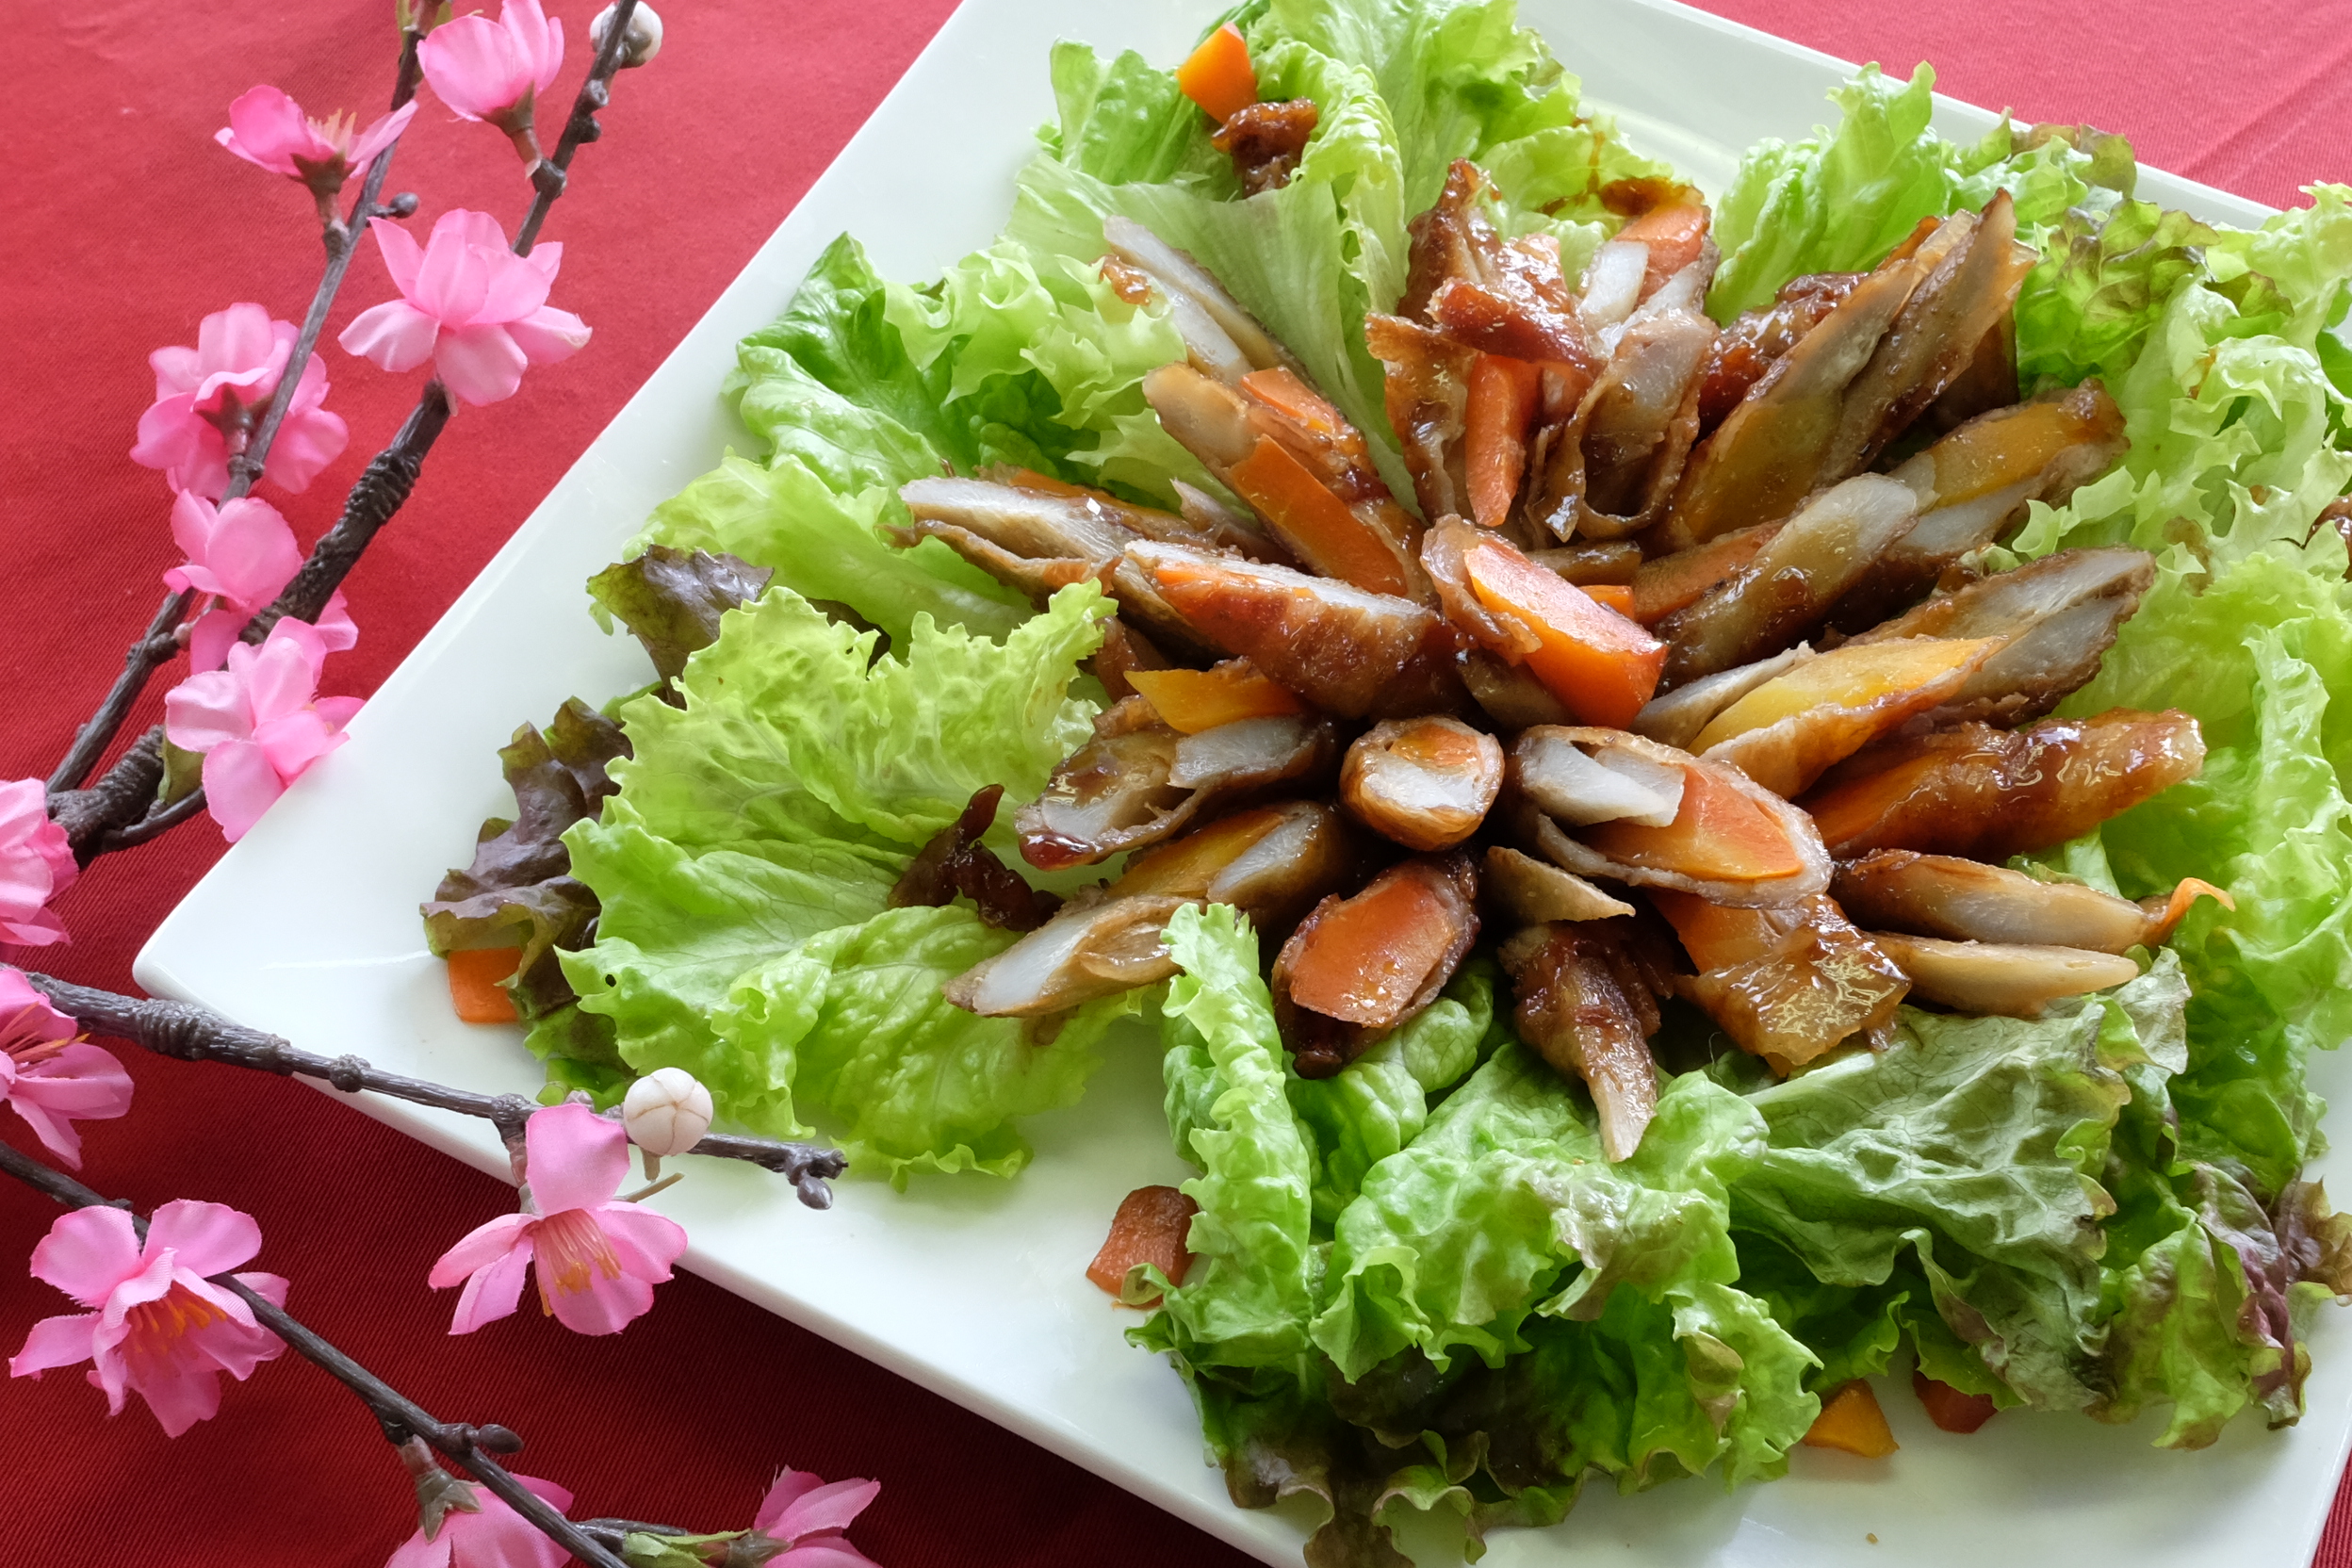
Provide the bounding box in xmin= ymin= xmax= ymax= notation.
xmin=439 ymin=2 xmax=2352 ymax=1560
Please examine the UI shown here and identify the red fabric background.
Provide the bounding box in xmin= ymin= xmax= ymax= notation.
xmin=0 ymin=2 xmax=2346 ymax=1563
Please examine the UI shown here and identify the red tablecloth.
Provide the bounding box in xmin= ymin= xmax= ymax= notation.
xmin=2 ymin=3 xmax=2347 ymax=1564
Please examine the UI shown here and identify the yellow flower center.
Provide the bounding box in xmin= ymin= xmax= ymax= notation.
xmin=532 ymin=1207 xmax=622 ymax=1313
xmin=120 ymin=1284 xmax=230 ymax=1381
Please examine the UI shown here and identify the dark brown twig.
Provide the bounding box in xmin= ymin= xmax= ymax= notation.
xmin=48 ymin=727 xmax=168 ymax=863
xmin=0 ymin=1139 xmax=629 ymax=1568
xmin=20 ymin=973 xmax=847 ymax=1206
xmin=44 ymin=597 xmax=191 ymax=796
xmin=515 ymin=0 xmax=640 ymax=253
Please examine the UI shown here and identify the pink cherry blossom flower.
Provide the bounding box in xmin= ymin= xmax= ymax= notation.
xmin=746 ymin=1467 xmax=885 ymax=1568
xmin=163 ymin=619 xmax=362 ymax=842
xmin=418 ymin=0 xmax=564 ymax=159
xmin=428 ymin=1102 xmax=687 ymax=1335
xmin=0 ymin=969 xmax=132 ymax=1168
xmin=217 ymin=86 xmax=417 ymax=218
xmin=339 ymin=209 xmax=590 ymax=407
xmin=0 ymin=779 xmax=75 ymax=950
xmin=385 ymin=1473 xmax=573 ymax=1568
xmin=8 ymin=1200 xmax=287 ymax=1437
xmin=131 ymin=303 xmax=350 ymax=498
xmin=161 ymin=490 xmax=357 ymax=672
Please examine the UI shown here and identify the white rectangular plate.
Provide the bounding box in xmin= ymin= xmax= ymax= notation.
xmin=137 ymin=2 xmax=2338 ymax=1564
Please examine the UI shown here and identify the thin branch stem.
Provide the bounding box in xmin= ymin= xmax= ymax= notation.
xmin=0 ymin=1139 xmax=629 ymax=1568
xmin=21 ymin=973 xmax=847 ymax=1205
xmin=45 ymin=595 xmax=192 ymax=795
xmin=515 ymin=0 xmax=639 ymax=254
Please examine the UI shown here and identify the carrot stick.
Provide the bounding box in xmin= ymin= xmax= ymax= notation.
xmin=1127 ymin=661 xmax=1307 ymax=733
xmin=1580 ymin=582 xmax=1637 ymax=617
xmin=1464 ymin=354 xmax=1543 ymax=530
xmin=447 ymin=948 xmax=522 ymax=1024
xmin=1176 ymin=24 xmax=1257 ymax=124
xmin=1227 ymin=435 xmax=1411 ymax=596
xmin=1462 ymin=536 xmax=1664 ymax=728
xmin=1086 ymin=1185 xmax=1200 ymax=1304
xmin=1804 ymin=1380 xmax=1899 ymax=1457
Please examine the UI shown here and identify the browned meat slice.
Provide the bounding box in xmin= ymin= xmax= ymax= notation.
xmin=1511 ymin=728 xmax=1833 ymax=906
xmin=1693 ymin=636 xmax=2002 ymax=799
xmin=1398 ymin=160 xmax=1599 ymax=378
xmin=1144 ymin=362 xmax=1423 ymax=596
xmin=1654 ymin=474 xmax=1920 ymax=689
xmin=1845 ymin=546 xmax=2154 ymax=725
xmin=1275 ymin=855 xmax=1481 ymax=1078
xmin=1801 ymin=709 xmax=2207 ymax=860
xmin=1833 ymin=849 xmax=2232 ymax=954
xmin=1130 ymin=541 xmax=1470 ymax=719
xmin=1864 ymin=932 xmax=2142 ymax=1019
xmin=1694 ymin=271 xmax=1863 ymax=432
xmin=1531 ymin=541 xmax=1643 ymax=584
xmin=945 ymin=893 xmax=1192 ymax=1017
xmin=890 ymin=784 xmax=1061 ymax=931
xmin=1499 ymin=920 xmax=1670 ymax=1161
xmin=1652 ymin=890 xmax=1909 ymax=1074
xmin=1364 ymin=313 xmax=1477 ymax=524
xmin=1524 ymin=306 xmax=1715 ymax=541
xmin=1830 ymin=382 xmax=2129 ymax=629
xmin=1085 ymin=616 xmax=1173 ymax=704
xmin=1014 ymin=694 xmax=1341 ymax=870
xmin=1340 ymin=716 xmax=1505 ymax=851
xmin=1628 ymin=522 xmax=1781 ymax=625
xmin=1107 ymin=800 xmax=1354 ymax=936
xmin=1212 ymin=97 xmax=1319 ymax=195
xmin=1630 ymin=644 xmax=1816 ymax=750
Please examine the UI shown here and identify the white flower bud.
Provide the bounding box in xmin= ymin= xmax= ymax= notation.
xmin=591 ymin=2 xmax=663 ymax=68
xmin=621 ymin=1067 xmax=711 ymax=1156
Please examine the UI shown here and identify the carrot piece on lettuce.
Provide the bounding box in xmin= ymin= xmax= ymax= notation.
xmin=1176 ymin=24 xmax=1256 ymax=123
xmin=1803 ymin=1380 xmax=1900 ymax=1457
xmin=1086 ymin=1185 xmax=1200 ymax=1304
xmin=447 ymin=947 xmax=522 ymax=1024
xmin=1912 ymin=1371 xmax=1999 ymax=1433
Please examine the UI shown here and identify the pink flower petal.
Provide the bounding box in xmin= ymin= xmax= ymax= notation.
xmin=201 ymin=497 xmax=304 ymax=610
xmin=180 ymin=1294 xmax=286 ymax=1381
xmin=235 ymin=1269 xmax=290 ymax=1311
xmin=253 ymin=708 xmax=349 ymax=783
xmin=369 ymin=216 xmax=429 ymax=298
xmin=591 ymin=1202 xmax=688 ymax=1283
xmin=313 ymin=593 xmax=359 ymax=653
xmin=439 ymin=208 xmax=514 ymax=255
xmin=8 ymin=1311 xmax=98 ymax=1378
xmin=14 ymin=1043 xmax=136 ymax=1119
xmin=25 ymin=1206 xmax=142 ymax=1306
xmin=506 ymin=0 xmax=564 ymax=93
xmin=339 ymin=298 xmax=440 ymax=374
xmin=384 ymin=1522 xmax=457 ymax=1568
xmin=150 ymin=344 xmax=201 ymax=399
xmin=522 ymin=1102 xmax=630 ymax=1215
xmin=505 ymin=306 xmax=591 ymax=367
xmin=198 ymin=303 xmax=281 ymax=385
xmin=242 ymin=619 xmax=329 ymax=727
xmin=164 ymin=669 xmax=253 ymax=752
xmin=345 ymin=100 xmax=419 ymax=168
xmin=186 ymin=610 xmax=242 ymax=675
xmin=775 ymin=1534 xmax=885 ymax=1568
xmin=434 ymin=323 xmax=531 ymax=406
xmin=428 ymin=1211 xmax=532 ymax=1288
xmin=260 ymin=357 xmax=348 ymax=492
xmin=463 ymin=1483 xmax=577 ymax=1568
xmin=475 ymin=249 xmax=552 ymax=325
xmin=0 ymin=907 xmax=70 ymax=948
xmin=134 ymin=1365 xmax=225 ymax=1438
xmin=0 ymin=970 xmax=76 ymax=1043
xmin=449 ymin=1238 xmax=534 ymax=1334
xmin=6 ymin=1098 xmax=88 ymax=1168
xmin=755 ymin=1469 xmax=825 ymax=1531
xmin=544 ymin=1262 xmax=653 ymax=1335
xmin=765 ymin=1478 xmax=882 ymax=1541
xmin=523 ymin=240 xmax=563 ymax=283
xmin=200 ymin=740 xmax=286 ymax=841
xmin=418 ymin=14 xmax=533 ymax=122
xmin=415 ymin=224 xmax=495 ymax=327
xmin=218 ymin=85 xmax=316 ymax=175
xmin=144 ymin=1200 xmax=263 ymax=1277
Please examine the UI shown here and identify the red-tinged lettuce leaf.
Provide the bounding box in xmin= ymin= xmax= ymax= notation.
xmin=422 ymin=697 xmax=629 ymax=1023
xmin=586 ymin=546 xmax=776 ymax=689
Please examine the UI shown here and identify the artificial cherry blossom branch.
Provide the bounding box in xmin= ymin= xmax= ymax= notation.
xmin=21 ymin=973 xmax=848 ymax=1206
xmin=44 ymin=38 xmax=428 ymax=805
xmin=515 ymin=0 xmax=641 ymax=252
xmin=0 ymin=1136 xmax=632 ymax=1568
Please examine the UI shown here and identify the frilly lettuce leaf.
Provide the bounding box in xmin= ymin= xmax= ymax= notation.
xmin=1708 ymin=63 xmax=2120 ymax=319
xmin=557 ymin=583 xmax=1117 ymax=1178
xmin=1312 ymin=1045 xmax=1767 ymax=1380
xmin=584 ymin=546 xmax=775 ymax=688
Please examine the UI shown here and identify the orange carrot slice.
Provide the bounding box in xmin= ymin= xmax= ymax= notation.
xmin=1616 ymin=203 xmax=1710 ymax=297
xmin=448 ymin=948 xmax=522 ymax=1024
xmin=1462 ymin=537 xmax=1665 ymax=729
xmin=1580 ymin=582 xmax=1637 ymax=617
xmin=1804 ymin=1380 xmax=1900 ymax=1457
xmin=1176 ymin=24 xmax=1257 ymax=123
xmin=1913 ymin=1371 xmax=1998 ymax=1434
xmin=1465 ymin=354 xmax=1543 ymax=529
xmin=1111 ymin=806 xmax=1292 ymax=898
xmin=1239 ymin=367 xmax=1346 ymax=434
xmin=1648 ymin=889 xmax=1779 ymax=972
xmin=1127 ymin=661 xmax=1308 ymax=733
xmin=1629 ymin=524 xmax=1776 ymax=623
xmin=1086 ymin=1185 xmax=1200 ymax=1304
xmin=1690 ymin=637 xmax=2002 ymax=752
xmin=1227 ymin=435 xmax=1411 ymax=596
xmin=1581 ymin=765 xmax=1805 ymax=884
xmin=1283 ymin=871 xmax=1460 ymax=1026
